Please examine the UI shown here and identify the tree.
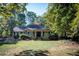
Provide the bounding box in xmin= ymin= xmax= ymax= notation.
xmin=36 ymin=16 xmax=46 ymax=26
xmin=71 ymin=4 xmax=79 ymax=39
xmin=26 ymin=11 xmax=37 ymax=24
xmin=18 ymin=14 xmax=26 ymax=26
xmin=0 ymin=4 xmax=13 ymax=37
xmin=44 ymin=3 xmax=76 ymax=37
xmin=0 ymin=3 xmax=27 ymax=37
xmin=7 ymin=3 xmax=27 ymax=36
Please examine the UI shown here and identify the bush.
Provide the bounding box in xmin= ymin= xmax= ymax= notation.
xmin=4 ymin=37 xmax=17 ymax=44
xmin=0 ymin=37 xmax=17 ymax=44
xmin=2 ymin=31 xmax=7 ymax=37
xmin=49 ymin=33 xmax=58 ymax=40
xmin=72 ymin=34 xmax=79 ymax=42
xmin=59 ymin=36 xmax=71 ymax=39
xmin=14 ymin=35 xmax=19 ymax=39
xmin=20 ymin=34 xmax=31 ymax=40
xmin=0 ymin=38 xmax=5 ymax=43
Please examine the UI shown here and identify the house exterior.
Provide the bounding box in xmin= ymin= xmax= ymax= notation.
xmin=13 ymin=24 xmax=50 ymax=39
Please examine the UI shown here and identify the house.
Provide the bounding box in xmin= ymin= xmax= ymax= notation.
xmin=13 ymin=24 xmax=51 ymax=39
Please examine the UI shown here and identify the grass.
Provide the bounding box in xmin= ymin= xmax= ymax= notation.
xmin=0 ymin=40 xmax=79 ymax=56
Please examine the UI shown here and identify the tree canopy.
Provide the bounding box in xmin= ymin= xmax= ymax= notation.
xmin=44 ymin=3 xmax=78 ymax=37
xmin=0 ymin=3 xmax=27 ymax=37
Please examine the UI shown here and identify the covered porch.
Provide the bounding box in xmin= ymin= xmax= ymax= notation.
xmin=13 ymin=24 xmax=51 ymax=39
xmin=13 ymin=29 xmax=50 ymax=39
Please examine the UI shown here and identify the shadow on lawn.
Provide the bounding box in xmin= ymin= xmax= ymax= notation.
xmin=15 ymin=50 xmax=49 ymax=56
xmin=67 ymin=51 xmax=79 ymax=56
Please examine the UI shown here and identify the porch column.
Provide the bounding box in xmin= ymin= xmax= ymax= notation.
xmin=41 ymin=31 xmax=43 ymax=38
xmin=35 ymin=31 xmax=37 ymax=38
xmin=45 ymin=32 xmax=48 ymax=39
xmin=27 ymin=31 xmax=29 ymax=36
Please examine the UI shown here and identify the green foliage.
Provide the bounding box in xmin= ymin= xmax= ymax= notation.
xmin=71 ymin=4 xmax=79 ymax=36
xmin=19 ymin=34 xmax=29 ymax=39
xmin=0 ymin=3 xmax=27 ymax=36
xmin=44 ymin=3 xmax=76 ymax=37
xmin=2 ymin=30 xmax=6 ymax=37
xmin=18 ymin=14 xmax=26 ymax=26
xmin=26 ymin=11 xmax=37 ymax=24
xmin=36 ymin=16 xmax=46 ymax=26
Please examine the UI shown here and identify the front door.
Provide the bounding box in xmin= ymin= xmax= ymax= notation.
xmin=36 ymin=32 xmax=41 ymax=38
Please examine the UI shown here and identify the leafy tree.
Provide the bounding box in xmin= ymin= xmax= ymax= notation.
xmin=36 ymin=16 xmax=46 ymax=26
xmin=26 ymin=11 xmax=37 ymax=24
xmin=71 ymin=4 xmax=79 ymax=38
xmin=0 ymin=3 xmax=27 ymax=37
xmin=18 ymin=14 xmax=26 ymax=26
xmin=44 ymin=3 xmax=76 ymax=37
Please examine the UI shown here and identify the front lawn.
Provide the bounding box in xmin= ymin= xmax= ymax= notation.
xmin=0 ymin=40 xmax=79 ymax=56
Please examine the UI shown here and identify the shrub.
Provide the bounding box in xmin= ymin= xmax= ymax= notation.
xmin=19 ymin=34 xmax=31 ymax=40
xmin=4 ymin=37 xmax=17 ymax=44
xmin=49 ymin=33 xmax=58 ymax=40
xmin=72 ymin=34 xmax=79 ymax=42
xmin=0 ymin=37 xmax=17 ymax=44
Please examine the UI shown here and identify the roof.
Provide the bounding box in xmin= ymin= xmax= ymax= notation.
xmin=13 ymin=27 xmax=23 ymax=32
xmin=13 ymin=24 xmax=49 ymax=32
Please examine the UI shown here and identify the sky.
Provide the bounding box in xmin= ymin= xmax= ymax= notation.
xmin=26 ymin=3 xmax=48 ymax=16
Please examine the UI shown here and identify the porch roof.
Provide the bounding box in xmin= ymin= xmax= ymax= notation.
xmin=13 ymin=24 xmax=49 ymax=32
